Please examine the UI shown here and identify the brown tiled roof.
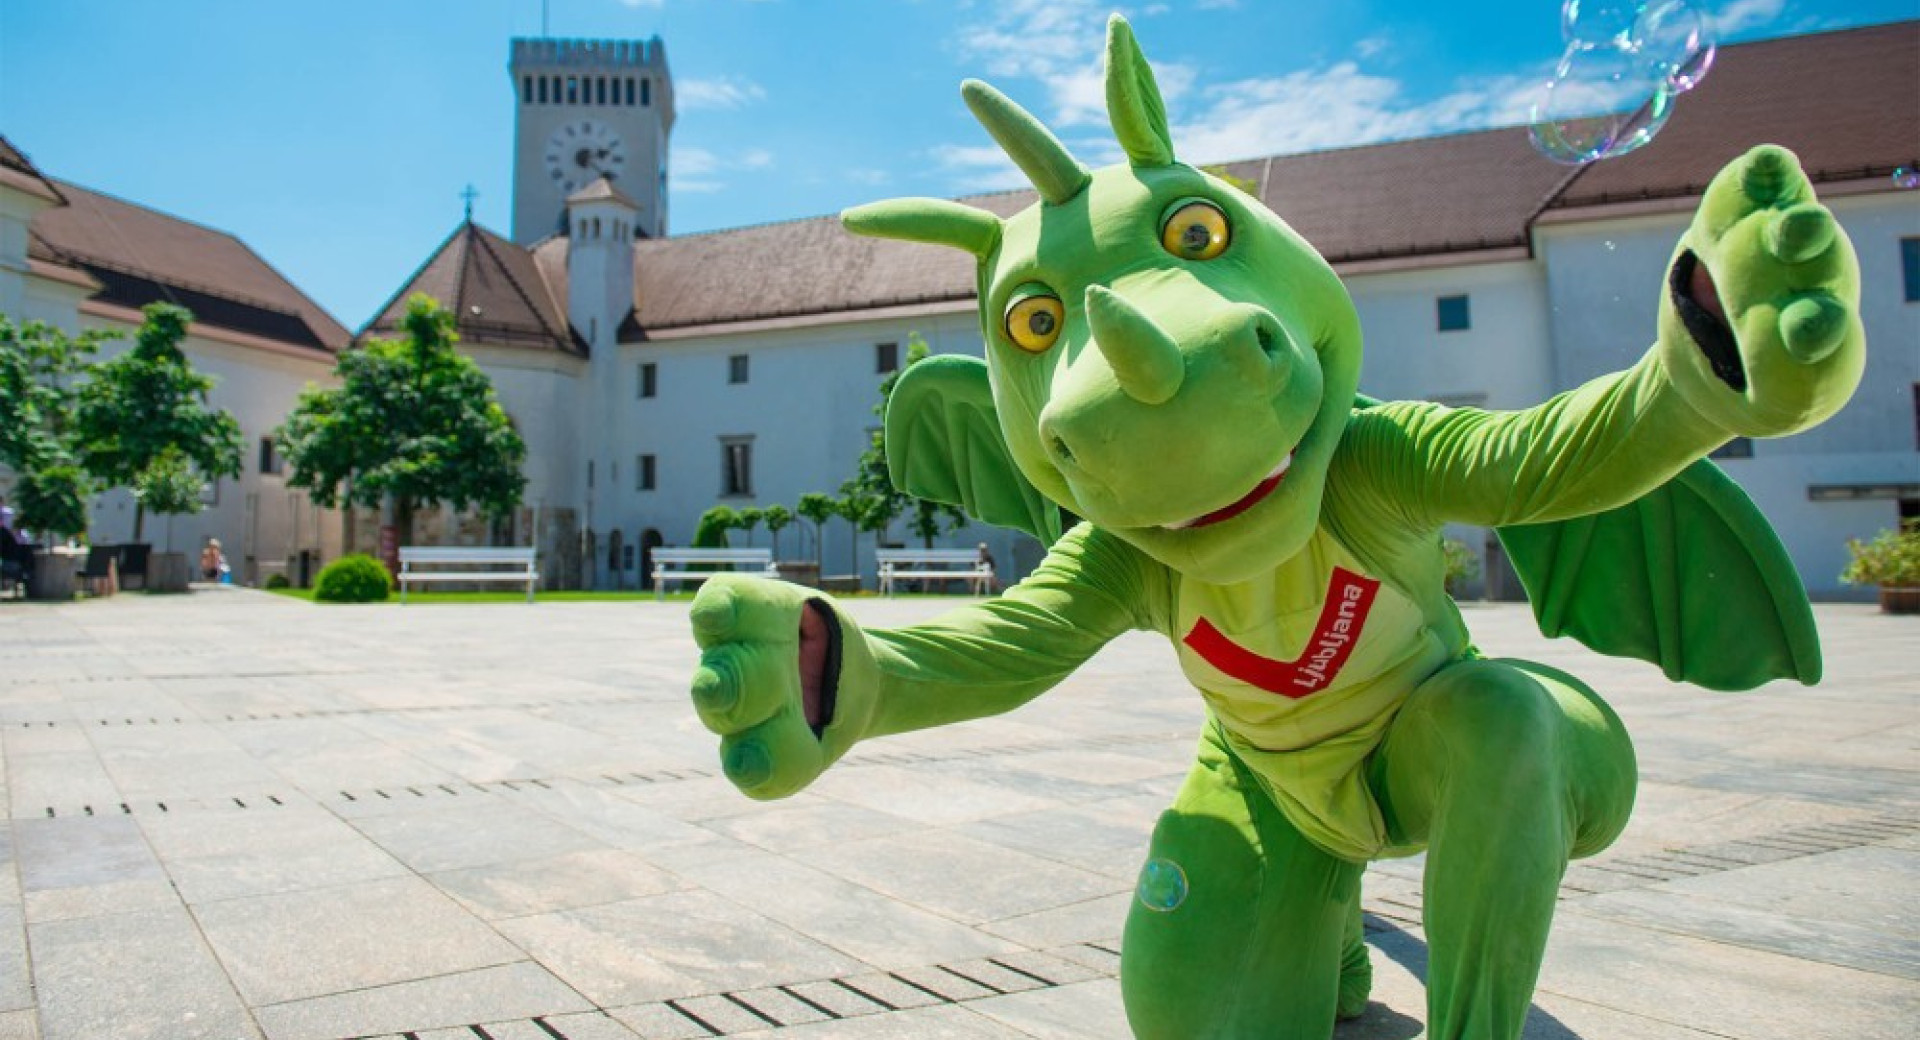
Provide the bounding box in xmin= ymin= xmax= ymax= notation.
xmin=0 ymin=136 xmax=65 ymax=205
xmin=364 ymin=221 xmax=586 ymax=357
xmin=28 ymin=179 xmax=350 ymax=354
xmin=1549 ymin=21 xmax=1920 ymax=208
xmin=388 ymin=20 xmax=1914 ymax=345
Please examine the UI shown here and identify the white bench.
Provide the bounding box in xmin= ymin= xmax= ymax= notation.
xmin=398 ymin=546 xmax=539 ymax=603
xmin=876 ymin=548 xmax=994 ymax=597
xmin=651 ymin=548 xmax=778 ymax=599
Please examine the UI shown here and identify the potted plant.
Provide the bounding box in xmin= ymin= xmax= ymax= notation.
xmin=1840 ymin=521 xmax=1920 ymax=614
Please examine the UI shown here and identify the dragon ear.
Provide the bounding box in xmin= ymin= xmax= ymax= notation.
xmin=842 ymin=198 xmax=1002 ymax=258
xmin=961 ymin=79 xmax=1091 ymax=205
xmin=1106 ymin=15 xmax=1175 ymax=167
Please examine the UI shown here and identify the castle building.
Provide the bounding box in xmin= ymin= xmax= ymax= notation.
xmin=366 ymin=22 xmax=1918 ymax=597
xmin=0 ymin=138 xmax=348 ymax=582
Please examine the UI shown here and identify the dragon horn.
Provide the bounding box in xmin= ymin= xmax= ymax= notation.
xmin=841 ymin=197 xmax=1002 ymax=258
xmin=1106 ymin=15 xmax=1176 ymax=167
xmin=961 ymin=79 xmax=1091 ymax=205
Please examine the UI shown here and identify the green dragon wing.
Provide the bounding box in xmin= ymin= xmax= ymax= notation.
xmin=1493 ymin=456 xmax=1821 ymax=691
xmin=885 ymin=355 xmax=1064 ymax=544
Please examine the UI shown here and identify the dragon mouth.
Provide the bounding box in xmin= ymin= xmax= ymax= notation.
xmin=1162 ymin=453 xmax=1293 ymax=531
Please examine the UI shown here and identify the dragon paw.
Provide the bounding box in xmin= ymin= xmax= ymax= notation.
xmin=1660 ymin=145 xmax=1864 ymax=437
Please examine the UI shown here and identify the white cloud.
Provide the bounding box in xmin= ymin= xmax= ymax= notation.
xmin=618 ymin=0 xmax=664 ymax=7
xmin=678 ymin=76 xmax=768 ymax=111
xmin=1170 ymin=63 xmax=1544 ymax=164
xmin=1706 ymin=0 xmax=1786 ymax=36
xmin=670 ymin=145 xmax=773 ymax=193
xmin=955 ymin=0 xmax=1191 ymax=129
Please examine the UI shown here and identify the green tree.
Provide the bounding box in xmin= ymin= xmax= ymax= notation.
xmin=0 ymin=313 xmax=104 ymax=541
xmin=737 ymin=506 xmax=764 ymax=547
xmin=73 ymin=303 xmax=242 ymax=542
xmin=278 ymin=295 xmax=526 ymax=550
xmin=839 ymin=332 xmax=967 ymax=552
xmin=693 ymin=505 xmax=739 ymax=548
xmin=761 ymin=504 xmax=793 ymax=559
xmin=795 ymin=492 xmax=837 ymax=572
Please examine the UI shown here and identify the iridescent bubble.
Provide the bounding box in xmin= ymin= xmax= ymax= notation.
xmin=1895 ymin=167 xmax=1920 ymax=190
xmin=1136 ymin=857 xmax=1188 ymax=912
xmin=1561 ymin=0 xmax=1646 ymax=46
xmin=1634 ymin=0 xmax=1716 ymax=93
xmin=1530 ymin=41 xmax=1674 ymax=165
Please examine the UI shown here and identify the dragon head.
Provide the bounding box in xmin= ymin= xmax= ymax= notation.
xmin=845 ymin=15 xmax=1362 ymax=585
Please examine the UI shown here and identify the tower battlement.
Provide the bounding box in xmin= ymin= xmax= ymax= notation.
xmin=510 ymin=37 xmax=664 ymax=69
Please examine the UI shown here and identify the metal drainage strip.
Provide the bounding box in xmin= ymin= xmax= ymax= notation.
xmin=349 ymin=945 xmax=1120 ymax=1039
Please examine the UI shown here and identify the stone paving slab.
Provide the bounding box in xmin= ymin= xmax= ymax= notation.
xmin=0 ymin=591 xmax=1914 ymax=1038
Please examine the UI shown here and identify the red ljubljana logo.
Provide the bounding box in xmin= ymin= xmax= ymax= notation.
xmin=1182 ymin=567 xmax=1381 ymax=698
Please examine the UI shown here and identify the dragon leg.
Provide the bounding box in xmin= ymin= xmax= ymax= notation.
xmin=1369 ymin=658 xmax=1638 ymax=1040
xmin=1120 ymin=718 xmax=1365 ymax=1040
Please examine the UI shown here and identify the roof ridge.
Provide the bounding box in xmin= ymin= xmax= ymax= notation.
xmin=465 ymin=223 xmax=574 ymax=348
xmin=357 ymin=222 xmax=469 ymax=338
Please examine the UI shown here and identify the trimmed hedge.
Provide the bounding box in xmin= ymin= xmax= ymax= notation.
xmin=313 ymin=554 xmax=393 ymax=603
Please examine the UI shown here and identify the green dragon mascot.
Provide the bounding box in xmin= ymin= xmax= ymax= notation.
xmin=687 ymin=16 xmax=1863 ymax=1039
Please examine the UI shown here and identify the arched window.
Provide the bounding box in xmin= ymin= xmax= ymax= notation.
xmin=595 ymin=77 xmax=605 ymax=105
xmin=537 ymin=77 xmax=548 ymax=104
xmin=624 ymin=78 xmax=635 ymax=105
xmin=641 ymin=78 xmax=651 ymax=106
xmin=567 ymin=77 xmax=578 ymax=104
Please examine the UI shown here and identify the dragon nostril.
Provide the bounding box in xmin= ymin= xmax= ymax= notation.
xmin=1256 ymin=324 xmax=1276 ymax=357
xmin=1051 ymin=435 xmax=1075 ymax=465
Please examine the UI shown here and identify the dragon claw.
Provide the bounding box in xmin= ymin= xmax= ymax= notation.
xmin=1778 ymin=293 xmax=1849 ymax=364
xmin=1764 ymin=204 xmax=1836 ymax=265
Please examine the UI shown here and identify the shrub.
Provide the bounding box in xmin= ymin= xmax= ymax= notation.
xmin=1441 ymin=537 xmax=1482 ymax=597
xmin=313 ymin=553 xmax=392 ymax=603
xmin=263 ymin=573 xmax=291 ymax=590
xmin=1840 ymin=521 xmax=1920 ymax=588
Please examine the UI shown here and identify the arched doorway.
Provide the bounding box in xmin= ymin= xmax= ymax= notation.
xmin=640 ymin=528 xmax=665 ymax=591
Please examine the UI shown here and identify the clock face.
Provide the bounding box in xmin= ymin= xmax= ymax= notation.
xmin=545 ymin=119 xmax=627 ymax=194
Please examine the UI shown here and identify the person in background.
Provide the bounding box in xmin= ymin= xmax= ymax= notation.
xmin=0 ymin=504 xmax=34 ymax=591
xmin=200 ymin=537 xmax=226 ymax=582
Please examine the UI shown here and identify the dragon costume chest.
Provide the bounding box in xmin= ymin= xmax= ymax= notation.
xmin=1173 ymin=529 xmax=1445 ymax=752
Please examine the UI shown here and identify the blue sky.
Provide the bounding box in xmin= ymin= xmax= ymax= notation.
xmin=0 ymin=0 xmax=1908 ymax=329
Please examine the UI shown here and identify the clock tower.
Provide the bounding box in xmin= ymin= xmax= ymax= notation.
xmin=508 ymin=37 xmax=674 ymax=245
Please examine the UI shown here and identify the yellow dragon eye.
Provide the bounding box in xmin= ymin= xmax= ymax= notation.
xmin=1161 ymin=200 xmax=1230 ymax=261
xmin=1005 ymin=293 xmax=1065 ymax=353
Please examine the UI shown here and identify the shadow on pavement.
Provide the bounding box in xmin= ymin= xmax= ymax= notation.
xmin=1341 ymin=914 xmax=1585 ymax=1039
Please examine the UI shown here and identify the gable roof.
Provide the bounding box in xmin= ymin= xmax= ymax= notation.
xmin=374 ymin=20 xmax=1917 ymax=348
xmin=28 ymin=179 xmax=350 ymax=354
xmin=0 ymin=135 xmax=64 ymax=206
xmin=363 ymin=221 xmax=585 ymax=356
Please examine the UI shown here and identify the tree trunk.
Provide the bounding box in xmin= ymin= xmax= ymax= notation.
xmin=132 ymin=501 xmax=146 ymax=543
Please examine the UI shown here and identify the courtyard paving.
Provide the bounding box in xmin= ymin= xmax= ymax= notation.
xmin=0 ymin=587 xmax=1913 ymax=1040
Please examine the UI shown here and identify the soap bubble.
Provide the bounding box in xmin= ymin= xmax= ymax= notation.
xmin=1136 ymin=857 xmax=1188 ymax=912
xmin=1561 ymin=0 xmax=1645 ymax=47
xmin=1634 ymin=0 xmax=1716 ymax=93
xmin=1530 ymin=41 xmax=1674 ymax=165
xmin=1895 ymin=167 xmax=1920 ymax=189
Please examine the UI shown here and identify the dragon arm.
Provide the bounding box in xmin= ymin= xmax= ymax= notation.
xmin=857 ymin=523 xmax=1164 ymax=738
xmin=1338 ymin=145 xmax=1862 ymax=533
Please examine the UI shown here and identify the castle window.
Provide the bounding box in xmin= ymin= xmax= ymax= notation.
xmin=721 ymin=437 xmax=754 ymax=497
xmin=1437 ymin=294 xmax=1471 ymax=332
xmin=523 ymin=76 xmax=533 ymax=104
xmin=258 ymin=436 xmax=284 ymax=476
xmin=728 ymin=354 xmax=750 ymax=384
xmin=876 ymin=341 xmax=898 ymax=374
xmin=625 ymin=77 xmax=635 ymax=105
xmin=537 ymin=77 xmax=548 ymax=104
xmin=596 ymin=77 xmax=607 ymax=105
xmin=567 ymin=77 xmax=578 ymax=103
xmin=638 ymin=362 xmax=657 ymax=398
xmin=637 ymin=454 xmax=656 ymax=491
xmin=641 ymin=78 xmax=651 ymax=106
